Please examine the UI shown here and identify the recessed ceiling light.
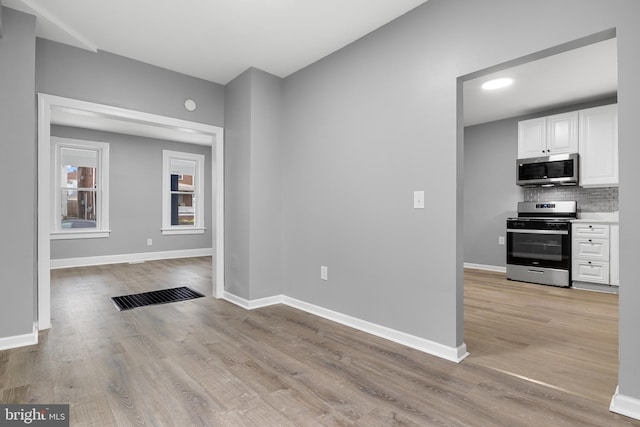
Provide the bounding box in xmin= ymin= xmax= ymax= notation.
xmin=481 ymin=77 xmax=513 ymax=90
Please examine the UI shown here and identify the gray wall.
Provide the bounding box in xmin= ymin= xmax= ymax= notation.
xmin=615 ymin=3 xmax=640 ymax=399
xmin=224 ymin=70 xmax=252 ymax=299
xmin=282 ymin=2 xmax=464 ymax=346
xmin=36 ymin=38 xmax=225 ymax=127
xmin=279 ymin=0 xmax=640 ymax=404
xmin=0 ymin=7 xmax=36 ymax=338
xmin=464 ymin=117 xmax=522 ymax=268
xmin=0 ymin=3 xmax=4 ymax=38
xmin=248 ymin=69 xmax=283 ymax=300
xmin=50 ymin=126 xmax=212 ymax=260
xmin=225 ymin=68 xmax=283 ymax=300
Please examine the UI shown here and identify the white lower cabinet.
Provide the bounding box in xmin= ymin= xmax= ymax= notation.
xmin=572 ymin=222 xmax=618 ymax=289
xmin=573 ymin=260 xmax=610 ymax=284
xmin=573 ymin=238 xmax=609 ymax=259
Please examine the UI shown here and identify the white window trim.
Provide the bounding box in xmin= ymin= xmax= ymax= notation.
xmin=51 ymin=137 xmax=110 ymax=240
xmin=162 ymin=150 xmax=206 ymax=235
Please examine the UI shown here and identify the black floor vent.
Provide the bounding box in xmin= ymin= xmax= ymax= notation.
xmin=111 ymin=286 xmax=205 ymax=311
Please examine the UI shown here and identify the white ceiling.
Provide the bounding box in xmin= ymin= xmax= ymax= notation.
xmin=3 ymin=0 xmax=428 ymax=84
xmin=463 ymin=38 xmax=618 ymax=126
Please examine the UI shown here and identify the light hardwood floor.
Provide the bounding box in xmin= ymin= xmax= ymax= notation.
xmin=1 ymin=258 xmax=637 ymax=426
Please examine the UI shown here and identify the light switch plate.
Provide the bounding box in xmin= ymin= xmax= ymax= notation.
xmin=321 ymin=266 xmax=328 ymax=281
xmin=414 ymin=191 xmax=425 ymax=209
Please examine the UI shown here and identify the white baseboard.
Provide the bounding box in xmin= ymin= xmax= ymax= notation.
xmin=282 ymin=296 xmax=468 ymax=363
xmin=222 ymin=292 xmax=283 ymax=310
xmin=0 ymin=325 xmax=38 ymax=351
xmin=610 ymin=386 xmax=640 ymax=421
xmin=50 ymin=248 xmax=213 ymax=269
xmin=464 ymin=263 xmax=506 ymax=273
xmin=222 ymin=291 xmax=468 ymax=364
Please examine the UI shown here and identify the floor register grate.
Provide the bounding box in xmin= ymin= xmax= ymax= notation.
xmin=111 ymin=286 xmax=205 ymax=311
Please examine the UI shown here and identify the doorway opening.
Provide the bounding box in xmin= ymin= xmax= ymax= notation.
xmin=459 ymin=29 xmax=619 ymax=406
xmin=37 ymin=94 xmax=225 ymax=330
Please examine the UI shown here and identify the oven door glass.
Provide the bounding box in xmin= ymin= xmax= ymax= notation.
xmin=507 ymin=230 xmax=570 ymax=270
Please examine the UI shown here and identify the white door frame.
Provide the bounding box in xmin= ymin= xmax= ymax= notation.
xmin=37 ymin=93 xmax=225 ymax=330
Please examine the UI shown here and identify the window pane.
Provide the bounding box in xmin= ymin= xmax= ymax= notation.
xmin=170 ymin=159 xmax=196 ymax=191
xmin=171 ymin=193 xmax=195 ymax=225
xmin=170 ymin=158 xmax=197 ymax=226
xmin=61 ymin=165 xmax=97 ymax=189
xmin=60 ymin=147 xmax=98 ymax=185
xmin=60 ymin=189 xmax=97 ymax=229
xmin=178 ymin=174 xmax=194 ymax=192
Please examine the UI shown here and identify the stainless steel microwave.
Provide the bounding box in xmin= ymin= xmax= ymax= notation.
xmin=516 ymin=153 xmax=579 ymax=187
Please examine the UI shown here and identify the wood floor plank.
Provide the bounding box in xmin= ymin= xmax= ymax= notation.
xmin=1 ymin=258 xmax=638 ymax=426
xmin=464 ymin=268 xmax=620 ymax=406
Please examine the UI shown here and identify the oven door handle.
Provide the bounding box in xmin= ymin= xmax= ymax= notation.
xmin=507 ymin=229 xmax=568 ymax=235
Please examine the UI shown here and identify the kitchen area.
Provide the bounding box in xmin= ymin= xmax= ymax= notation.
xmin=463 ymin=36 xmax=620 ymax=294
xmin=462 ymin=38 xmax=622 ymax=406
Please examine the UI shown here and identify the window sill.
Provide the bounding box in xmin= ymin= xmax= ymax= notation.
xmin=161 ymin=227 xmax=206 ymax=236
xmin=51 ymin=230 xmax=111 ymax=240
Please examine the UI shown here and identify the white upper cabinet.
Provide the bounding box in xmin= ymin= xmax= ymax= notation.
xmin=517 ymin=104 xmax=618 ymax=188
xmin=547 ymin=112 xmax=579 ymax=154
xmin=579 ymin=104 xmax=618 ymax=187
xmin=518 ymin=117 xmax=546 ymax=158
xmin=518 ymin=112 xmax=578 ymax=158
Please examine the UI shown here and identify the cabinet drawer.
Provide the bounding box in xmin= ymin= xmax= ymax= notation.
xmin=572 ymin=260 xmax=609 ymax=284
xmin=572 ymin=238 xmax=609 ymax=260
xmin=572 ymin=223 xmax=610 ymax=238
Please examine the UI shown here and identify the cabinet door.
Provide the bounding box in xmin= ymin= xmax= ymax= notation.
xmin=546 ymin=111 xmax=579 ymax=155
xmin=518 ymin=118 xmax=546 ymax=158
xmin=573 ymin=260 xmax=610 ymax=284
xmin=579 ymin=104 xmax=618 ymax=187
xmin=572 ymin=223 xmax=610 ymax=239
xmin=573 ymin=238 xmax=609 ymax=261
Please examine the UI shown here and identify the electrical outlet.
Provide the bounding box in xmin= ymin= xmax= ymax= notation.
xmin=321 ymin=266 xmax=328 ymax=281
xmin=498 ymin=236 xmax=505 ymax=245
xmin=147 ymin=239 xmax=153 ymax=246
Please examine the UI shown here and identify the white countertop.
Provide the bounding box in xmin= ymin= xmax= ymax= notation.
xmin=572 ymin=212 xmax=619 ymax=224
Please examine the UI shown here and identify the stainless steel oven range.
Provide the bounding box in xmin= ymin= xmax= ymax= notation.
xmin=506 ymin=201 xmax=577 ymax=287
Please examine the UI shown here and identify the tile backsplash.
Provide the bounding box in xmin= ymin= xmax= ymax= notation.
xmin=522 ymin=187 xmax=618 ymax=213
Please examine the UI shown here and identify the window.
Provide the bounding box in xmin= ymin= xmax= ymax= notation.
xmin=52 ymin=137 xmax=110 ymax=239
xmin=162 ymin=150 xmax=205 ymax=235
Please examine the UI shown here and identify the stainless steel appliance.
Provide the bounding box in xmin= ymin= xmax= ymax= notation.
xmin=516 ymin=153 xmax=579 ymax=187
xmin=506 ymin=201 xmax=577 ymax=287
